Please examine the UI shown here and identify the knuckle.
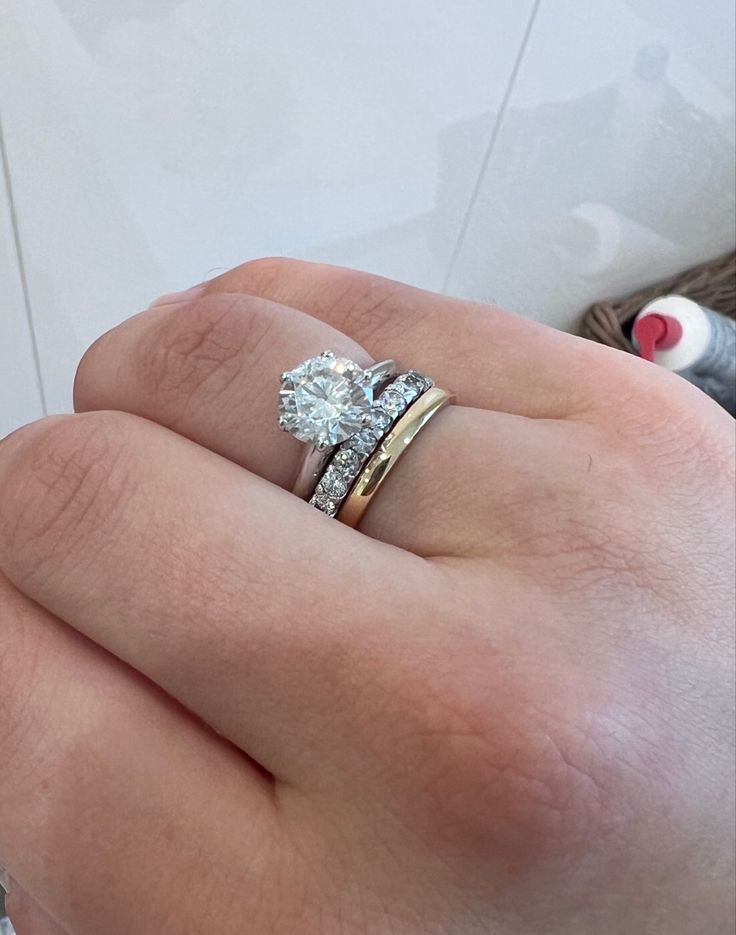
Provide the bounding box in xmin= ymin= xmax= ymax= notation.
xmin=593 ymin=354 xmax=735 ymax=499
xmin=323 ymin=275 xmax=418 ymax=346
xmin=143 ymin=294 xmax=275 ymax=416
xmin=222 ymin=256 xmax=428 ymax=349
xmin=0 ymin=412 xmax=136 ymax=575
xmin=380 ymin=636 xmax=654 ymax=868
xmin=230 ymin=255 xmax=305 ymax=292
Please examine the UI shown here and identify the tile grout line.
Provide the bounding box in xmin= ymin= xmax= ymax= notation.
xmin=0 ymin=112 xmax=48 ymax=416
xmin=442 ymin=0 xmax=543 ymax=293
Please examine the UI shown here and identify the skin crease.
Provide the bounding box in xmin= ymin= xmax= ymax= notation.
xmin=0 ymin=259 xmax=732 ymax=935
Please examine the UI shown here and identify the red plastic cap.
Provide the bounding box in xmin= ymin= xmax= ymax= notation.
xmin=633 ymin=313 xmax=683 ymax=362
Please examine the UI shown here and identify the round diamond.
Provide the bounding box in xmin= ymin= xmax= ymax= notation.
xmin=279 ymin=353 xmax=374 ymax=446
xmin=310 ymin=491 xmax=338 ymax=516
xmin=371 ymin=408 xmax=392 ymax=433
xmin=319 ymin=468 xmax=349 ymax=499
xmin=378 ymin=387 xmax=406 ymax=414
xmin=399 ymin=372 xmax=428 ymax=396
xmin=395 ymin=378 xmax=420 ymax=402
xmin=348 ymin=429 xmax=379 ymax=456
xmin=334 ymin=448 xmax=361 ymax=475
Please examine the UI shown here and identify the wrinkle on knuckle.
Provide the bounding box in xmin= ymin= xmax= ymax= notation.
xmin=595 ymin=357 xmax=734 ymax=477
xmin=1 ymin=414 xmax=137 ymax=579
xmin=144 ymin=295 xmax=274 ymax=419
xmin=377 ymin=641 xmax=646 ymax=871
xmin=232 ymin=255 xmax=303 ymax=292
xmin=328 ymin=279 xmax=419 ymax=346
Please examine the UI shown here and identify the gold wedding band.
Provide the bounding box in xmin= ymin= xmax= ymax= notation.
xmin=337 ymin=387 xmax=453 ymax=528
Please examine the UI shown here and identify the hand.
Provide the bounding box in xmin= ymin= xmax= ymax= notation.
xmin=1 ymin=259 xmax=733 ymax=935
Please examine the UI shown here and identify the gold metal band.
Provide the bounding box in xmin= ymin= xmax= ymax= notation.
xmin=337 ymin=386 xmax=453 ymax=528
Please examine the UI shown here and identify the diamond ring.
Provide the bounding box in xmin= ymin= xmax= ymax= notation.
xmin=308 ymin=370 xmax=435 ymax=517
xmin=279 ymin=351 xmax=396 ymax=499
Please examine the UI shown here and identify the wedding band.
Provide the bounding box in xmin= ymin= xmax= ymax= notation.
xmin=337 ymin=387 xmax=453 ymax=528
xmin=278 ymin=351 xmax=396 ymax=499
xmin=309 ymin=371 xmax=435 ymax=517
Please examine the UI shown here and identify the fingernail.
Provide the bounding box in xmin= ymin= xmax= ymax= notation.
xmin=149 ymin=282 xmax=207 ymax=308
xmin=0 ymin=867 xmax=9 ymax=894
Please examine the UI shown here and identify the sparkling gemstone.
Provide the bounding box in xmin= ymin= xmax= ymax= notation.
xmin=279 ymin=353 xmax=373 ymax=446
xmin=378 ymin=387 xmax=406 ymax=414
xmin=319 ymin=468 xmax=349 ymax=499
xmin=395 ymin=381 xmax=419 ymax=402
xmin=370 ymin=408 xmax=393 ymax=433
xmin=348 ymin=429 xmax=379 ymax=456
xmin=399 ymin=372 xmax=428 ymax=395
xmin=311 ymin=491 xmax=338 ymax=516
xmin=334 ymin=448 xmax=361 ymax=475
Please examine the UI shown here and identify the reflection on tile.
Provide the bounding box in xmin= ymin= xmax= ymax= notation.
xmin=0 ymin=142 xmax=44 ymax=435
xmin=0 ymin=0 xmax=536 ymax=412
xmin=447 ymin=0 xmax=736 ymax=332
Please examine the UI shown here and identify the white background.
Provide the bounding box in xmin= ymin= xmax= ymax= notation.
xmin=1 ymin=0 xmax=734 ymax=435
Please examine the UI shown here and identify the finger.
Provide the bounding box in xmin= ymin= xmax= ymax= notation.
xmin=0 ymin=576 xmax=281 ymax=935
xmin=202 ymin=257 xmax=613 ymax=418
xmin=73 ymin=283 xmax=538 ymax=555
xmin=74 ymin=293 xmax=372 ymax=490
xmin=0 ymin=412 xmax=438 ymax=782
xmin=70 ymin=291 xmax=597 ymax=557
xmin=5 ymin=884 xmax=69 ymax=935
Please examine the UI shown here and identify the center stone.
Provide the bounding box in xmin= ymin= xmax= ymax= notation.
xmin=279 ymin=353 xmax=373 ymax=447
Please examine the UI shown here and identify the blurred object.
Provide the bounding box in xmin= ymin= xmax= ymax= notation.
xmin=553 ymin=202 xmax=689 ymax=279
xmin=0 ymin=918 xmax=14 ymax=935
xmin=633 ymin=295 xmax=736 ymax=414
xmin=581 ymin=251 xmax=736 ymax=352
xmin=444 ymin=20 xmax=735 ymax=333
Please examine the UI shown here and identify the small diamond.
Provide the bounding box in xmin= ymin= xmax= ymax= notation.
xmin=334 ymin=448 xmax=361 ymax=475
xmin=378 ymin=387 xmax=406 ymax=414
xmin=395 ymin=381 xmax=419 ymax=402
xmin=371 ymin=408 xmax=392 ymax=433
xmin=348 ymin=429 xmax=379 ymax=456
xmin=319 ymin=468 xmax=349 ymax=499
xmin=310 ymin=491 xmax=338 ymax=516
xmin=400 ymin=372 xmax=429 ymax=395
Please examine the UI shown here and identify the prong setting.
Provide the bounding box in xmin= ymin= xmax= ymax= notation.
xmin=278 ymin=352 xmax=374 ymax=447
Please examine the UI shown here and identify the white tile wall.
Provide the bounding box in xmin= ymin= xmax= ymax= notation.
xmin=446 ymin=0 xmax=736 ymax=329
xmin=0 ymin=131 xmax=45 ymax=436
xmin=0 ymin=0 xmax=734 ymax=431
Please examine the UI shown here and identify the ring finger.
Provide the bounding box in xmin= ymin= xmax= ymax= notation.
xmin=73 ymin=291 xmax=600 ymax=556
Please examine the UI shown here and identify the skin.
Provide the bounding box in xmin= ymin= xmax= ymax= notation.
xmin=0 ymin=258 xmax=733 ymax=935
